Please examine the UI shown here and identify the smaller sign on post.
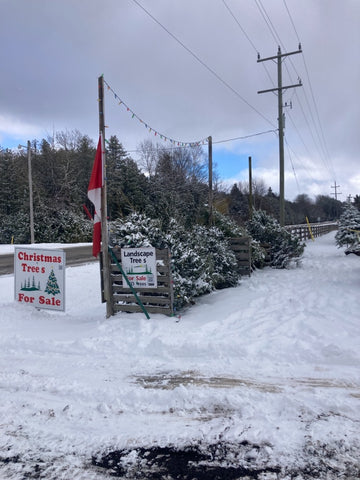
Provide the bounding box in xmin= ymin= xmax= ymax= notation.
xmin=121 ymin=247 xmax=157 ymax=289
xmin=14 ymin=247 xmax=66 ymax=311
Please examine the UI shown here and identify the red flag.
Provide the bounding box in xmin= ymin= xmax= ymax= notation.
xmin=87 ymin=135 xmax=103 ymax=257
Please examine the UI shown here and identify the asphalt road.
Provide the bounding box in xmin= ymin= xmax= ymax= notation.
xmin=0 ymin=245 xmax=96 ymax=275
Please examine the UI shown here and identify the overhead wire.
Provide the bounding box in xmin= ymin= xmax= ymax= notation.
xmin=284 ymin=137 xmax=319 ymax=185
xmin=253 ymin=0 xmax=332 ymax=192
xmin=120 ymin=0 xmax=334 ymax=196
xmin=254 ymin=0 xmax=336 ymax=185
xmin=118 ymin=128 xmax=278 ymax=155
xmin=284 ymin=2 xmax=336 ymax=182
xmin=282 ymin=0 xmax=336 ymax=181
xmin=282 ymin=0 xmax=301 ymax=44
xmin=254 ymin=0 xmax=282 ymax=46
xmin=131 ymin=0 xmax=276 ymax=128
xmin=213 ymin=129 xmax=278 ymax=145
xmin=284 ymin=139 xmax=301 ymax=195
xmin=221 ymin=0 xmax=275 ymax=88
xmin=222 ymin=0 xmax=258 ymax=52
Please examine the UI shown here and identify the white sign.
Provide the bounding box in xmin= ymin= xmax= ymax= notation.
xmin=121 ymin=247 xmax=157 ymax=289
xmin=14 ymin=247 xmax=66 ymax=311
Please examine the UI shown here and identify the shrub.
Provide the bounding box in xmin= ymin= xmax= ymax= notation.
xmin=110 ymin=213 xmax=241 ymax=309
xmin=335 ymin=203 xmax=360 ymax=248
xmin=246 ymin=210 xmax=305 ymax=268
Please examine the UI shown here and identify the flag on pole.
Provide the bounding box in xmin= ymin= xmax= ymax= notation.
xmin=87 ymin=134 xmax=103 ymax=257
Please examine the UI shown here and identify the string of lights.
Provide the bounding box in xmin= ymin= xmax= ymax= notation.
xmin=103 ymin=78 xmax=209 ymax=148
xmin=119 ymin=129 xmax=278 ymax=155
xmin=104 ymin=77 xmax=277 ymax=153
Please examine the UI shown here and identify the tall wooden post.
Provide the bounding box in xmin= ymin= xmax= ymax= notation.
xmin=208 ymin=135 xmax=213 ymax=226
xmin=277 ymin=47 xmax=285 ymax=226
xmin=27 ymin=140 xmax=35 ymax=243
xmin=98 ymin=75 xmax=113 ymax=317
xmin=248 ymin=156 xmax=253 ymax=220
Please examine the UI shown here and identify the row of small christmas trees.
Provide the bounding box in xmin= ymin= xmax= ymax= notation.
xmin=21 ymin=276 xmax=41 ymax=291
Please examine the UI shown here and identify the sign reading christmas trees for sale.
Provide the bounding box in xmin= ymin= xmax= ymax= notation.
xmin=121 ymin=247 xmax=157 ymax=289
xmin=14 ymin=247 xmax=66 ymax=311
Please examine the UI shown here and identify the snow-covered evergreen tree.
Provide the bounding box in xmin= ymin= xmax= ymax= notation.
xmin=110 ymin=213 xmax=241 ymax=309
xmin=335 ymin=203 xmax=360 ymax=248
xmin=246 ymin=210 xmax=305 ymax=268
xmin=212 ymin=211 xmax=265 ymax=269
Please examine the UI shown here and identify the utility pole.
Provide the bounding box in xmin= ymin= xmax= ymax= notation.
xmin=331 ymin=181 xmax=342 ymax=200
xmin=98 ymin=75 xmax=113 ymax=318
xmin=18 ymin=141 xmax=35 ymax=243
xmin=27 ymin=141 xmax=35 ymax=244
xmin=258 ymin=45 xmax=302 ymax=226
xmin=248 ymin=156 xmax=253 ymax=219
xmin=208 ymin=135 xmax=213 ymax=226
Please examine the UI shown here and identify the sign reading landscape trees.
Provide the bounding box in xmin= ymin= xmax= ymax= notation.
xmin=121 ymin=247 xmax=157 ymax=289
xmin=14 ymin=247 xmax=66 ymax=311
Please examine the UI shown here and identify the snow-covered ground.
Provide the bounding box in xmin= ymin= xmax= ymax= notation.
xmin=0 ymin=232 xmax=359 ymax=479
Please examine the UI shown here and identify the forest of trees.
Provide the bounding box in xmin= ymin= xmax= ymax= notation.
xmin=0 ymin=130 xmax=355 ymax=245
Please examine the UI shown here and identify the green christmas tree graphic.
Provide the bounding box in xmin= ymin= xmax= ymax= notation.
xmin=44 ymin=268 xmax=61 ymax=295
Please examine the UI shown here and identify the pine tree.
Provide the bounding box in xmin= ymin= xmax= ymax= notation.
xmin=110 ymin=213 xmax=241 ymax=309
xmin=246 ymin=210 xmax=304 ymax=268
xmin=335 ymin=203 xmax=360 ymax=248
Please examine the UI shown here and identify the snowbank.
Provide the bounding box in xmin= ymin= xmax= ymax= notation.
xmin=0 ymin=232 xmax=359 ymax=479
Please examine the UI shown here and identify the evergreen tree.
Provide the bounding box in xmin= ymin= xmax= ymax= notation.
xmin=353 ymin=195 xmax=360 ymax=212
xmin=228 ymin=183 xmax=248 ymax=223
xmin=105 ymin=136 xmax=149 ymax=220
xmin=110 ymin=213 xmax=241 ymax=309
xmin=246 ymin=210 xmax=304 ymax=268
xmin=335 ymin=203 xmax=360 ymax=248
xmin=315 ymin=195 xmax=342 ymax=221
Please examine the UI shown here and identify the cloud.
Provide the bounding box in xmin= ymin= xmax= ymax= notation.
xmin=1 ymin=0 xmax=359 ymax=200
xmin=0 ymin=114 xmax=43 ymax=144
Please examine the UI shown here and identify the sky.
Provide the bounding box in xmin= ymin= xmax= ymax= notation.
xmin=1 ymin=0 xmax=359 ymax=202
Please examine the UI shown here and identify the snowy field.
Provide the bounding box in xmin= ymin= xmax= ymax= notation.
xmin=0 ymin=231 xmax=359 ymax=479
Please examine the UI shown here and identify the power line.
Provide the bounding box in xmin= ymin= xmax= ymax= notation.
xmin=282 ymin=0 xmax=301 ymax=44
xmin=222 ymin=0 xmax=275 ymax=88
xmin=282 ymin=0 xmax=336 ymax=180
xmin=284 ymin=136 xmax=318 ymax=185
xmin=256 ymin=0 xmax=336 ymax=184
xmin=285 ymin=138 xmax=301 ymax=195
xmin=222 ymin=0 xmax=258 ymax=53
xmin=286 ymin=110 xmax=313 ymax=159
xmin=131 ymin=0 xmax=275 ymax=128
xmin=299 ymin=57 xmax=336 ymax=179
xmin=213 ymin=129 xmax=277 ymax=145
xmin=254 ymin=0 xmax=282 ymax=47
xmin=120 ymin=128 xmax=278 ymax=154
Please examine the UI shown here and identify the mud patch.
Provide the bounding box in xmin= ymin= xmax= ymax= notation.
xmin=134 ymin=371 xmax=282 ymax=393
xmin=133 ymin=371 xmax=360 ymax=398
xmin=92 ymin=443 xmax=280 ymax=479
xmin=91 ymin=440 xmax=360 ymax=480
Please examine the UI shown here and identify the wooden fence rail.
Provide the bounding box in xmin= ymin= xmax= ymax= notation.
xmin=285 ymin=222 xmax=338 ymax=241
